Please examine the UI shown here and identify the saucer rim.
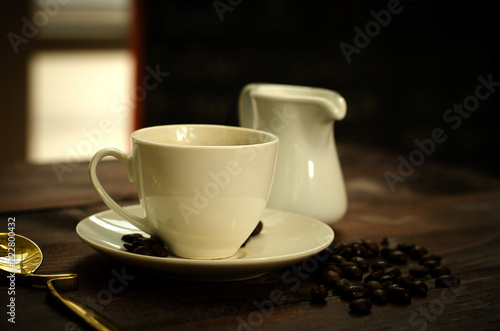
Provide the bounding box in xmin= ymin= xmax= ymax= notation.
xmin=76 ymin=205 xmax=334 ymax=279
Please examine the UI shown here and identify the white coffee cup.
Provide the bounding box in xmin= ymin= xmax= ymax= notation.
xmin=89 ymin=124 xmax=278 ymax=259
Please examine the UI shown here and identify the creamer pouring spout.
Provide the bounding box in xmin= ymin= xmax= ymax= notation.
xmin=239 ymin=84 xmax=347 ymax=224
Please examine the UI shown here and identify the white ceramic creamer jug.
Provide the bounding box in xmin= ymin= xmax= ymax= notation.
xmin=238 ymin=83 xmax=347 ymax=224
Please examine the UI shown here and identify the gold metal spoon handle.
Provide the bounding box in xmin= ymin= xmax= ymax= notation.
xmin=47 ymin=277 xmax=124 ymax=331
xmin=18 ymin=273 xmax=79 ymax=290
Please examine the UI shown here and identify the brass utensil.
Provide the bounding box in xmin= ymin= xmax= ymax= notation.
xmin=0 ymin=233 xmax=122 ymax=331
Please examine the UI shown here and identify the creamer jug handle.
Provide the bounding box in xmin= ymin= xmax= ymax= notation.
xmin=238 ymin=83 xmax=260 ymax=129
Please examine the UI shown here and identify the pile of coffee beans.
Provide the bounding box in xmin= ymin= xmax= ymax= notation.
xmin=121 ymin=233 xmax=169 ymax=257
xmin=121 ymin=220 xmax=264 ymax=257
xmin=310 ymin=238 xmax=460 ymax=314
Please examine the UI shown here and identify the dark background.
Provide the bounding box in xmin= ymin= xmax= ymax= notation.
xmin=143 ymin=0 xmax=499 ymax=176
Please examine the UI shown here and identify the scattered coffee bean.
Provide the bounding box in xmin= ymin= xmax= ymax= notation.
xmin=364 ymin=269 xmax=384 ymax=282
xmin=343 ymin=265 xmax=363 ymax=280
xmin=351 ymin=243 xmax=368 ymax=258
xmin=349 ymin=298 xmax=372 ymax=314
xmin=371 ymin=260 xmax=393 ymax=271
xmin=133 ymin=245 xmax=153 ymax=256
xmin=333 ymin=278 xmax=351 ymax=295
xmin=380 ymin=237 xmax=389 ymax=246
xmin=329 ymin=242 xmax=347 ymax=255
xmin=328 ymin=255 xmax=347 ymax=265
xmin=340 ymin=261 xmax=358 ymax=269
xmin=421 ymin=259 xmax=441 ymax=269
xmin=350 ymin=256 xmax=369 ymax=272
xmin=371 ymin=289 xmax=388 ymax=305
xmin=397 ymin=243 xmax=414 ymax=254
xmin=383 ymin=267 xmax=402 ymax=279
xmin=409 ymin=245 xmax=428 ymax=260
xmin=409 ymin=265 xmax=429 ymax=278
xmin=152 ymin=244 xmax=169 ymax=257
xmin=410 ymin=280 xmax=428 ymax=297
xmin=386 ymin=284 xmax=412 ymax=304
xmin=388 ymin=250 xmax=407 ymax=264
xmin=320 ymin=270 xmax=341 ymax=286
xmin=395 ymin=273 xmax=415 ymax=288
xmin=311 ymin=284 xmax=328 ymax=302
xmin=435 ymin=275 xmax=460 ymax=288
xmin=251 ymin=221 xmax=263 ymax=236
xmin=121 ymin=233 xmax=144 ymax=243
xmin=342 ymin=285 xmax=370 ymax=301
xmin=430 ymin=266 xmax=451 ymax=277
xmin=381 ymin=246 xmax=396 ymax=258
xmin=363 ymin=239 xmax=380 ymax=257
xmin=364 ymin=280 xmax=384 ymax=292
xmin=123 ymin=243 xmax=133 ymax=252
xmin=421 ymin=253 xmax=442 ymax=262
xmin=378 ymin=275 xmax=394 ymax=288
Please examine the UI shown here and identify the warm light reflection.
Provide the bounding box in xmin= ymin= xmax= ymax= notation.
xmin=308 ymin=160 xmax=314 ymax=179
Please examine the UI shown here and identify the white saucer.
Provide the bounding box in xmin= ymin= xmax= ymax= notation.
xmin=76 ymin=205 xmax=334 ymax=282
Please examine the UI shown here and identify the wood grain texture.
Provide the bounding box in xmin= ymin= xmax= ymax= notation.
xmin=1 ymin=143 xmax=500 ymax=330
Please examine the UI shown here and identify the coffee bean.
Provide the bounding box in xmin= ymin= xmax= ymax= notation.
xmin=123 ymin=243 xmax=134 ymax=252
xmin=378 ymin=275 xmax=394 ymax=288
xmin=410 ymin=280 xmax=428 ymax=296
xmin=349 ymin=298 xmax=372 ymax=314
xmin=328 ymin=254 xmax=346 ymax=265
xmin=133 ymin=246 xmax=153 ymax=256
xmin=363 ymin=239 xmax=380 ymax=257
xmin=371 ymin=260 xmax=393 ymax=271
xmin=364 ymin=280 xmax=384 ymax=292
xmin=351 ymin=243 xmax=368 ymax=258
xmin=333 ymin=278 xmax=351 ymax=295
xmin=152 ymin=244 xmax=169 ymax=257
xmin=430 ymin=266 xmax=451 ymax=277
xmin=384 ymin=267 xmax=402 ymax=278
xmin=320 ymin=264 xmax=343 ymax=277
xmin=343 ymin=265 xmax=363 ymax=280
xmin=328 ymin=242 xmax=347 ymax=256
xmin=397 ymin=243 xmax=415 ymax=254
xmin=395 ymin=273 xmax=415 ymax=288
xmin=350 ymin=257 xmax=369 ymax=272
xmin=380 ymin=237 xmax=389 ymax=246
xmin=421 ymin=260 xmax=441 ymax=269
xmin=388 ymin=250 xmax=407 ymax=264
xmin=364 ymin=269 xmax=384 ymax=282
xmin=386 ymin=285 xmax=412 ymax=304
xmin=421 ymin=253 xmax=442 ymax=262
xmin=409 ymin=246 xmax=428 ymax=260
xmin=370 ymin=289 xmax=388 ymax=305
xmin=342 ymin=285 xmax=370 ymax=301
xmin=121 ymin=233 xmax=144 ymax=243
xmin=381 ymin=246 xmax=396 ymax=258
xmin=409 ymin=265 xmax=429 ymax=278
xmin=435 ymin=275 xmax=460 ymax=288
xmin=251 ymin=221 xmax=263 ymax=236
xmin=311 ymin=284 xmax=328 ymax=302
xmin=320 ymin=270 xmax=341 ymax=286
xmin=340 ymin=261 xmax=358 ymax=270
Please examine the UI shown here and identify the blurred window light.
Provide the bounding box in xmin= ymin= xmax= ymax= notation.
xmin=26 ymin=0 xmax=134 ymax=164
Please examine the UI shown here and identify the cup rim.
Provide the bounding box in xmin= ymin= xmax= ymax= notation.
xmin=131 ymin=124 xmax=279 ymax=149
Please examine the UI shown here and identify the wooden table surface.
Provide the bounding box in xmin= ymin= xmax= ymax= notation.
xmin=1 ymin=143 xmax=500 ymax=331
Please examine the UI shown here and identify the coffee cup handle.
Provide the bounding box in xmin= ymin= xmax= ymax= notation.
xmin=89 ymin=148 xmax=154 ymax=235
